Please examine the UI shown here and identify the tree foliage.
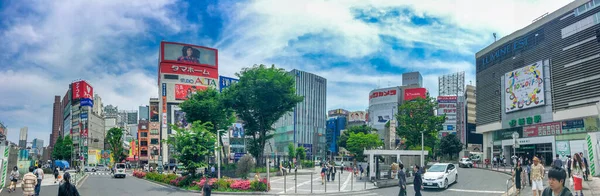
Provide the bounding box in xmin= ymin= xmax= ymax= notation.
xmin=236 ymin=154 xmax=256 ymax=179
xmin=395 ymin=96 xmax=446 ymax=156
xmin=346 ymin=132 xmax=383 ymax=162
xmin=62 ymin=136 xmax=73 ymax=161
xmin=223 ymin=64 xmax=304 ymax=164
xmin=287 ymin=143 xmax=296 ymax=162
xmin=440 ymin=134 xmax=462 ymax=160
xmin=338 ymin=125 xmax=376 ymax=150
xmin=164 ymin=121 xmax=216 ymax=176
xmin=52 ymin=136 xmax=64 ymax=160
xmin=106 ymin=127 xmax=124 ymax=163
xmin=296 ymin=147 xmax=306 ymax=161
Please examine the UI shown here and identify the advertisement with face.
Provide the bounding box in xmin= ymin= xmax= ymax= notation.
xmin=369 ymin=87 xmax=401 ymax=105
xmin=174 ymin=110 xmax=188 ymax=128
xmin=174 ymin=84 xmax=208 ymax=100
xmin=100 ymin=150 xmax=112 ymax=166
xmin=162 ymin=42 xmax=218 ymax=67
xmin=348 ymin=111 xmax=366 ymax=122
xmin=504 ymin=61 xmax=545 ymax=113
xmin=150 ymin=102 xmax=159 ymax=122
xmin=72 ymin=81 xmax=94 ymax=101
xmin=231 ymin=123 xmax=244 ymax=138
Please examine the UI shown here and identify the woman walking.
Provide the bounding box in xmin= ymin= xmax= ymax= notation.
xmin=58 ymin=172 xmax=80 ymax=196
xmin=572 ymin=153 xmax=585 ymax=196
xmin=513 ymin=161 xmax=523 ymax=195
xmin=8 ymin=166 xmax=19 ymax=193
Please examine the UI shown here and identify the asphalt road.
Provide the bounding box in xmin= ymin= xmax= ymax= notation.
xmin=77 ymin=172 xmax=198 ymax=196
xmin=372 ymin=167 xmax=512 ymax=196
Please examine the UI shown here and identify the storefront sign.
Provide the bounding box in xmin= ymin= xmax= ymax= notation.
xmin=562 ymin=119 xmax=585 ymax=134
xmin=523 ymin=122 xmax=562 ymax=137
xmin=502 ymin=135 xmax=554 ymax=146
xmin=493 ymin=127 xmax=523 ymax=140
xmin=556 ymin=141 xmax=571 ymax=159
xmin=162 ymin=96 xmax=167 ymax=113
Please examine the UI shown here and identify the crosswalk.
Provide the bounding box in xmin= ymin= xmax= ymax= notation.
xmin=88 ymin=172 xmax=133 ymax=176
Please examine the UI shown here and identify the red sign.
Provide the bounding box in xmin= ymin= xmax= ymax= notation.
xmin=369 ymin=90 xmax=397 ymax=100
xmin=404 ymin=88 xmax=426 ymax=101
xmin=71 ymin=81 xmax=93 ymax=100
xmin=160 ymin=63 xmax=218 ymax=78
xmin=523 ymin=122 xmax=562 ymax=137
xmin=162 ymin=96 xmax=167 ymax=113
xmin=175 ymin=84 xmax=208 ymax=100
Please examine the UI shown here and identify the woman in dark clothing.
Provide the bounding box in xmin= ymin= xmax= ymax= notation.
xmin=58 ymin=172 xmax=80 ymax=196
xmin=513 ymin=161 xmax=523 ymax=195
xmin=413 ymin=165 xmax=423 ymax=196
xmin=54 ymin=167 xmax=60 ymax=184
xmin=202 ymin=178 xmax=212 ymax=196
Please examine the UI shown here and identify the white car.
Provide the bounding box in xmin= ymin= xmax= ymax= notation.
xmin=84 ymin=165 xmax=97 ymax=172
xmin=422 ymin=163 xmax=458 ymax=189
xmin=459 ymin=158 xmax=473 ymax=168
xmin=113 ymin=163 xmax=127 ymax=178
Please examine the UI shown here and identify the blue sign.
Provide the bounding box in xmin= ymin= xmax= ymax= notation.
xmin=476 ymin=28 xmax=544 ymax=73
xmin=80 ymin=112 xmax=88 ymax=120
xmin=80 ymin=98 xmax=93 ymax=107
xmin=299 ymin=143 xmax=313 ymax=157
xmin=233 ymin=153 xmax=246 ymax=160
xmin=447 ymin=125 xmax=454 ymax=130
xmin=162 ymin=83 xmax=167 ymax=96
xmin=219 ymin=76 xmax=239 ymax=92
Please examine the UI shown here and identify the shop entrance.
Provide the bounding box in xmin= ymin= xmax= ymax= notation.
xmin=509 ymin=143 xmax=553 ymax=166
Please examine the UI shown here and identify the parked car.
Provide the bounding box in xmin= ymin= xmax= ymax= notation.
xmin=422 ymin=163 xmax=458 ymax=189
xmin=459 ymin=158 xmax=474 ymax=168
xmin=84 ymin=165 xmax=97 ymax=172
xmin=96 ymin=164 xmax=109 ymax=171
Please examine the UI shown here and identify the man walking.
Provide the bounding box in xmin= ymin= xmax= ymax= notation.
xmin=398 ymin=163 xmax=406 ymax=196
xmin=22 ymin=166 xmax=37 ymax=196
xmin=552 ymin=154 xmax=563 ymax=168
xmin=413 ymin=165 xmax=423 ymax=196
xmin=34 ymin=165 xmax=44 ymax=196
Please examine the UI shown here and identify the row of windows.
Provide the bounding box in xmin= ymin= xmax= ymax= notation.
xmin=575 ymin=0 xmax=600 ymax=16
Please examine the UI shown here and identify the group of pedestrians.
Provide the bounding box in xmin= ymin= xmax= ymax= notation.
xmin=319 ymin=163 xmax=337 ymax=184
xmin=5 ymin=165 xmax=80 ymax=196
xmin=396 ymin=164 xmax=423 ymax=196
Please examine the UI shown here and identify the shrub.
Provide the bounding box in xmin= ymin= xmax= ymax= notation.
xmin=301 ymin=160 xmax=314 ymax=168
xmin=230 ymin=179 xmax=251 ymax=190
xmin=163 ymin=174 xmax=178 ymax=184
xmin=214 ymin=178 xmax=233 ymax=190
xmin=133 ymin=170 xmax=147 ymax=178
xmin=250 ymin=180 xmax=268 ymax=192
xmin=178 ymin=174 xmax=198 ymax=187
xmin=236 ymin=155 xmax=255 ymax=179
xmin=170 ymin=175 xmax=188 ymax=187
xmin=193 ymin=178 xmax=218 ymax=189
xmin=254 ymin=167 xmax=278 ymax=173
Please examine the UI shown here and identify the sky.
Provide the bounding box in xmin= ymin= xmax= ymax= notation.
xmin=0 ymin=0 xmax=571 ymax=145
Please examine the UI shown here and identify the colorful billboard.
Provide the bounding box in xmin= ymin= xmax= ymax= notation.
xmin=160 ymin=63 xmax=218 ymax=78
xmin=404 ymin=88 xmax=426 ymax=101
xmin=328 ymin=109 xmax=349 ymax=116
xmin=100 ymin=150 xmax=112 ymax=166
xmin=437 ymin=96 xmax=457 ymax=103
xmin=150 ymin=102 xmax=159 ymax=122
xmin=504 ymin=61 xmax=545 ymax=113
xmin=369 ymin=86 xmax=401 ymax=105
xmin=174 ymin=84 xmax=208 ymax=100
xmin=174 ymin=110 xmax=188 ymax=128
xmin=231 ymin=123 xmax=244 ymax=138
xmin=219 ymin=76 xmax=239 ymax=92
xmin=71 ymin=81 xmax=93 ymax=101
xmin=177 ymin=75 xmax=218 ymax=89
xmin=348 ymin=111 xmax=366 ymax=122
xmin=162 ymin=42 xmax=217 ymax=67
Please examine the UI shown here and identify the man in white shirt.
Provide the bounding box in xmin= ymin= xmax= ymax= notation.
xmin=34 ymin=165 xmax=44 ymax=196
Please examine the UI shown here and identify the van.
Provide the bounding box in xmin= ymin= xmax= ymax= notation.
xmin=113 ymin=163 xmax=127 ymax=178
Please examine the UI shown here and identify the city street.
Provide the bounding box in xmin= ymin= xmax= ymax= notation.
xmin=77 ymin=172 xmax=196 ymax=196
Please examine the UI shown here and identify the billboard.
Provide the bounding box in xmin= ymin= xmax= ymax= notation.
xmin=174 ymin=84 xmax=208 ymax=100
xmin=162 ymin=113 xmax=167 ymax=128
xmin=174 ymin=110 xmax=188 ymax=128
xmin=100 ymin=150 xmax=112 ymax=166
xmin=150 ymin=102 xmax=159 ymax=122
xmin=504 ymin=61 xmax=545 ymax=113
xmin=231 ymin=123 xmax=244 ymax=138
xmin=404 ymin=88 xmax=426 ymax=101
xmin=369 ymin=86 xmax=401 ymax=105
xmin=348 ymin=111 xmax=366 ymax=122
xmin=437 ymin=96 xmax=457 ymax=103
xmin=0 ymin=123 xmax=5 ymax=137
xmin=369 ymin=108 xmax=394 ymax=127
xmin=177 ymin=75 xmax=218 ymax=89
xmin=219 ymin=76 xmax=239 ymax=92
xmin=160 ymin=63 xmax=218 ymax=78
xmin=328 ymin=109 xmax=349 ymax=116
xmin=523 ymin=122 xmax=562 ymax=137
xmin=161 ymin=42 xmax=218 ymax=68
xmin=71 ymin=81 xmax=93 ymax=101
xmin=80 ymin=98 xmax=93 ymax=107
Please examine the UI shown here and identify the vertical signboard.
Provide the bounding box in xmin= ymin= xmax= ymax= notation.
xmin=438 ymin=96 xmax=458 ymax=131
xmin=219 ymin=76 xmax=239 ymax=92
xmin=72 ymin=81 xmax=94 ymax=107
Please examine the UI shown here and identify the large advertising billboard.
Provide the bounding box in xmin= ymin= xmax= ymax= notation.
xmin=160 ymin=63 xmax=218 ymax=78
xmin=177 ymin=75 xmax=218 ymax=88
xmin=231 ymin=123 xmax=244 ymax=138
xmin=348 ymin=111 xmax=367 ymax=122
xmin=161 ymin=42 xmax=218 ymax=68
xmin=71 ymin=81 xmax=94 ymax=102
xmin=404 ymin=88 xmax=426 ymax=101
xmin=150 ymin=102 xmax=159 ymax=122
xmin=438 ymin=96 xmax=457 ymax=130
xmin=174 ymin=110 xmax=188 ymax=128
xmin=219 ymin=76 xmax=239 ymax=92
xmin=504 ymin=61 xmax=545 ymax=113
xmin=369 ymin=108 xmax=394 ymax=127
xmin=174 ymin=84 xmax=208 ymax=100
xmin=369 ymin=87 xmax=401 ymax=105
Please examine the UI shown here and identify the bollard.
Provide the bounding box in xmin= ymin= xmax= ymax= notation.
xmin=295 ymin=170 xmax=297 ymax=193
xmin=351 ymin=171 xmax=353 ymax=191
xmin=364 ymin=176 xmax=367 ymax=190
xmin=284 ymin=172 xmax=287 ymax=193
xmin=325 ymin=174 xmax=327 ymax=193
xmin=311 ymin=172 xmax=313 ymax=193
xmin=339 ymin=171 xmax=341 ymax=192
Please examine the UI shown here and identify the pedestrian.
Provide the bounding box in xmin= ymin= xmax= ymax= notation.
xmin=579 ymin=152 xmax=589 ymax=181
xmin=413 ymin=165 xmax=423 ymax=196
xmin=22 ymin=166 xmax=37 ymax=196
xmin=513 ymin=161 xmax=523 ymax=195
xmin=552 ymin=154 xmax=563 ymax=168
xmin=566 ymin=155 xmax=572 ymax=178
xmin=202 ymin=178 xmax=212 ymax=196
xmin=572 ymin=153 xmax=585 ymax=196
xmin=331 ymin=165 xmax=336 ymax=181
xmin=542 ymin=167 xmax=572 ymax=196
xmin=58 ymin=172 xmax=80 ymax=196
xmin=34 ymin=165 xmax=44 ymax=196
xmin=359 ymin=165 xmax=364 ymax=180
xmin=398 ymin=163 xmax=406 ymax=196
xmin=8 ymin=166 xmax=19 ymax=193
xmin=254 ymin=172 xmax=260 ymax=181
xmin=327 ymin=164 xmax=331 ymax=182
xmin=531 ymin=157 xmax=545 ymax=196
xmin=320 ymin=164 xmax=327 ymax=185
xmin=341 ymin=162 xmax=344 ymax=174
xmin=53 ymin=167 xmax=59 ymax=184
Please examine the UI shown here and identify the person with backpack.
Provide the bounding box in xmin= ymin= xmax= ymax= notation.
xmin=58 ymin=172 xmax=80 ymax=196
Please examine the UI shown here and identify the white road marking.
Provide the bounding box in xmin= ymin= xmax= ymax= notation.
xmin=408 ymin=184 xmax=505 ymax=194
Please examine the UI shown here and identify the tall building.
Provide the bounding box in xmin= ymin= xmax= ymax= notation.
xmin=138 ymin=120 xmax=149 ymax=164
xmin=139 ymin=106 xmax=149 ymax=120
xmin=368 ymin=86 xmax=401 ymax=137
xmin=271 ymin=69 xmax=327 ymax=161
xmin=93 ymin=94 xmax=103 ymax=117
xmin=103 ymin=105 xmax=119 ymax=118
xmin=476 ymin=0 xmax=600 ymax=166
xmin=464 ymin=85 xmax=482 ymax=152
xmin=438 ymin=71 xmax=465 ymax=96
xmin=402 ymin=72 xmax=423 ymax=87
xmin=62 ymin=80 xmax=96 ymax=166
xmin=32 ymin=138 xmax=43 ymax=149
xmin=88 ymin=111 xmax=105 ymax=151
xmin=50 ymin=95 xmax=63 ymax=148
xmin=437 ymin=72 xmax=465 ymax=137
xmin=326 ymin=109 xmax=348 ymax=156
xmin=148 ymin=98 xmax=161 ymax=167
xmin=19 ymin=127 xmax=28 ymax=148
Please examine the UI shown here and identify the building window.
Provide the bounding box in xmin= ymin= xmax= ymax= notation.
xmin=141 ymin=150 xmax=148 ymax=156
xmin=151 ymin=139 xmax=159 ymax=145
xmin=150 ymin=129 xmax=159 ymax=135
xmin=141 ymin=132 xmax=148 ymax=137
xmin=141 ymin=141 xmax=148 ymax=146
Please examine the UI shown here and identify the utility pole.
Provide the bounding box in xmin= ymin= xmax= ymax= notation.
xmin=421 ymin=130 xmax=425 ymax=167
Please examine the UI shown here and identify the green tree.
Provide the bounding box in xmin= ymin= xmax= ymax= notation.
xmin=106 ymin=127 xmax=124 ymax=163
xmin=52 ymin=136 xmax=64 ymax=160
xmin=296 ymin=147 xmax=306 ymax=161
xmin=346 ymin=132 xmax=383 ymax=162
xmin=236 ymin=154 xmax=255 ymax=179
xmin=338 ymin=125 xmax=376 ymax=149
xmin=164 ymin=121 xmax=216 ymax=176
xmin=223 ymin=64 xmax=304 ymax=165
xmin=395 ymin=95 xmax=446 ymax=156
xmin=62 ymin=136 xmax=73 ymax=162
xmin=287 ymin=143 xmax=296 ymax=162
xmin=440 ymin=134 xmax=462 ymax=160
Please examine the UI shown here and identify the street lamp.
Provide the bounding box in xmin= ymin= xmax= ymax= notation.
xmin=512 ymin=132 xmax=520 ymax=159
xmin=267 ymin=141 xmax=274 ymax=186
xmin=421 ymin=129 xmax=425 ymax=168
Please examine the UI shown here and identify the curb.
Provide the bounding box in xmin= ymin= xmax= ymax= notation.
xmin=472 ymin=167 xmax=512 ymax=176
xmin=135 ymin=176 xmax=378 ymax=195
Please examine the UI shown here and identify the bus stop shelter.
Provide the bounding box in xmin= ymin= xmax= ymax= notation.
xmin=364 ymin=150 xmax=429 ymax=180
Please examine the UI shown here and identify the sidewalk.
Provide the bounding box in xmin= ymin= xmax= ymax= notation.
xmin=7 ymin=170 xmax=86 ymax=188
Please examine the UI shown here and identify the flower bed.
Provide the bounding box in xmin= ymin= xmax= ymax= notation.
xmin=141 ymin=172 xmax=270 ymax=192
xmin=133 ymin=170 xmax=147 ymax=178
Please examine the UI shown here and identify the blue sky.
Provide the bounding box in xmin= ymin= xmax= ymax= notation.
xmin=0 ymin=0 xmax=570 ymax=145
